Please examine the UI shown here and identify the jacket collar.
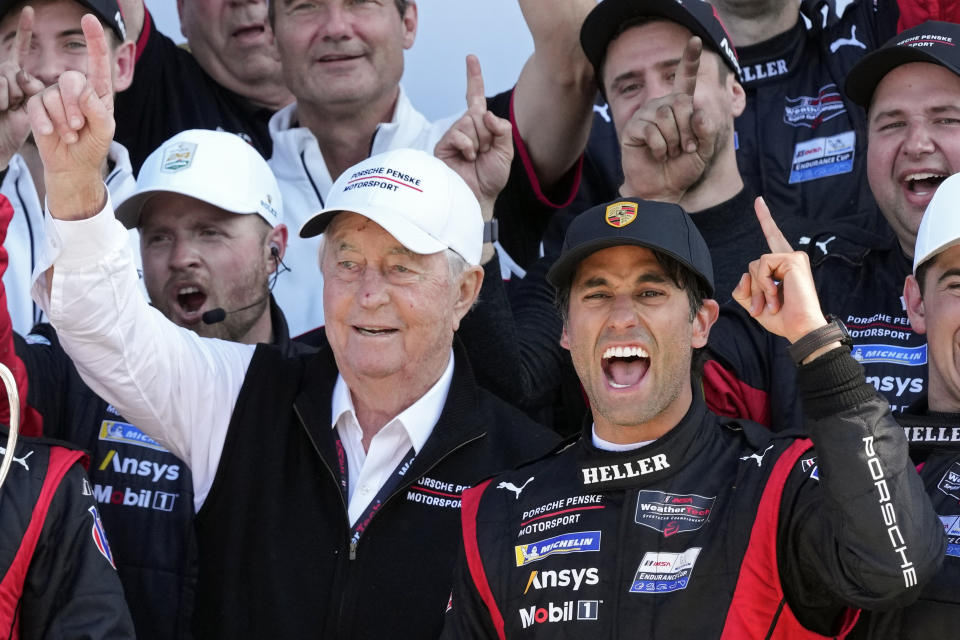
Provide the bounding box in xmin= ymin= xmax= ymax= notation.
xmin=575 ymin=388 xmax=712 ymax=491
xmin=267 ymin=86 xmax=429 ymax=189
xmin=900 ymin=397 xmax=960 ymax=451
xmin=293 ymin=336 xmax=488 ymax=474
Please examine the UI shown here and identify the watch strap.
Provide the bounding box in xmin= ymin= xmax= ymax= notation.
xmin=787 ymin=316 xmax=851 ymax=366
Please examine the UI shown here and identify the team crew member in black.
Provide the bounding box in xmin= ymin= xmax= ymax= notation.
xmin=24 ymin=37 xmax=561 ymax=637
xmin=112 ymin=0 xmax=292 ymax=171
xmin=546 ymin=0 xmax=960 ymax=254
xmin=8 ymin=129 xmax=301 ymax=640
xmin=846 ymin=173 xmax=960 ymax=637
xmin=705 ymin=21 xmax=960 ymax=430
xmin=441 ymin=195 xmax=944 ymax=639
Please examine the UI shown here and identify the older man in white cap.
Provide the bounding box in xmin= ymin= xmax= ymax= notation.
xmin=23 ymin=20 xmax=559 ymax=635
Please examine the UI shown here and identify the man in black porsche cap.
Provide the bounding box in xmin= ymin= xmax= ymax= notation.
xmin=566 ymin=0 xmax=858 ymax=302
xmin=441 ymin=196 xmax=943 ymax=638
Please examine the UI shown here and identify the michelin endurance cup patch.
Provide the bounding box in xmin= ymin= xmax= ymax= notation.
xmin=789 ymin=131 xmax=855 ymax=184
xmin=634 ymin=491 xmax=715 ymax=537
xmin=629 ymin=547 xmax=702 ymax=594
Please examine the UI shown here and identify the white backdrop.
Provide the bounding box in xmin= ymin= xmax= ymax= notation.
xmin=142 ymin=0 xmax=536 ymax=120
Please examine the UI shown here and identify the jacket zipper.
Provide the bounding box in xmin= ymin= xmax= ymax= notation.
xmin=295 ymin=404 xmax=485 ymax=634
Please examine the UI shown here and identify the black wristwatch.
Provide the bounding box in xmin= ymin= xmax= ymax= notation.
xmin=787 ymin=315 xmax=853 ymax=365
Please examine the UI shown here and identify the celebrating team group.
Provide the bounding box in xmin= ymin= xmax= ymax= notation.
xmin=0 ymin=0 xmax=958 ymax=638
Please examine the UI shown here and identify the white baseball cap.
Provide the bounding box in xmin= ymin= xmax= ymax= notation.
xmin=914 ymin=172 xmax=960 ymax=273
xmin=115 ymin=129 xmax=282 ymax=229
xmin=299 ymin=148 xmax=483 ymax=266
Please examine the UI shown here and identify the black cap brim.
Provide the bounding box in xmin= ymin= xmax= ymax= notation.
xmin=546 ymin=236 xmax=715 ymax=298
xmin=546 ymin=198 xmax=715 ymax=298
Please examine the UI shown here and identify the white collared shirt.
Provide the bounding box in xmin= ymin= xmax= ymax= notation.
xmin=331 ymin=350 xmax=455 ymax=525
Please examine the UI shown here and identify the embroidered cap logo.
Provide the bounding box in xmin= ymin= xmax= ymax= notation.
xmin=605 ymin=202 xmax=638 ymax=228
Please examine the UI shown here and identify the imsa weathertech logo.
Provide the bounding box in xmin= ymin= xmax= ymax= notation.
xmin=515 ymin=531 xmax=601 ymax=566
xmin=519 ymin=600 xmax=600 ymax=628
xmin=604 ymin=202 xmax=637 ymax=228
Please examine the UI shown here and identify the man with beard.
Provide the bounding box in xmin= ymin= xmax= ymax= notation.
xmin=578 ymin=0 xmax=862 ymax=301
xmin=545 ymin=0 xmax=960 ymax=254
xmin=440 ymin=194 xmax=943 ymax=638
xmin=455 ymin=0 xmax=861 ymax=431
xmin=2 ymin=127 xmax=300 ymax=639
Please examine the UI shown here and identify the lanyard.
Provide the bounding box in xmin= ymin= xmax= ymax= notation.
xmin=332 ymin=430 xmax=416 ymax=544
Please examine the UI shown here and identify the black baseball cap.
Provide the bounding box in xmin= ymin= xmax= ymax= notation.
xmin=0 ymin=0 xmax=127 ymax=40
xmin=580 ymin=0 xmax=741 ymax=81
xmin=845 ymin=21 xmax=960 ymax=108
xmin=546 ymin=198 xmax=715 ymax=298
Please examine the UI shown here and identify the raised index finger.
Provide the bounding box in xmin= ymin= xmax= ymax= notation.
xmin=12 ymin=6 xmax=34 ymax=68
xmin=754 ymin=196 xmax=793 ymax=254
xmin=465 ymin=54 xmax=486 ymax=113
xmin=672 ymin=36 xmax=701 ymax=98
xmin=80 ymin=14 xmax=112 ymax=101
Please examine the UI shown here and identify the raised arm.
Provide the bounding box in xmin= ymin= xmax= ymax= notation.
xmin=734 ymin=197 xmax=943 ymax=622
xmin=512 ymin=0 xmax=596 ymax=188
xmin=25 ymin=15 xmax=251 ymax=506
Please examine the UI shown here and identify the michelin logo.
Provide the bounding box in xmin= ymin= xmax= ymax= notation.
xmin=98 ymin=420 xmax=168 ymax=452
xmin=852 ymin=344 xmax=927 ymax=366
xmin=515 ymin=531 xmax=601 ymax=567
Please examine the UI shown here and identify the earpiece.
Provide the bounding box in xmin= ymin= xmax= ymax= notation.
xmin=270 ymin=243 xmax=281 ymax=258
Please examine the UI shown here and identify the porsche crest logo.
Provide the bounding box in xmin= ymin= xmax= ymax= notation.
xmin=605 ymin=202 xmax=638 ymax=228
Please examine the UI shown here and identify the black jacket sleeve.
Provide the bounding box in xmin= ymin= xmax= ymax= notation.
xmin=778 ymin=348 xmax=945 ymax=634
xmin=15 ymin=324 xmax=72 ymax=440
xmin=18 ymin=462 xmax=135 ymax=638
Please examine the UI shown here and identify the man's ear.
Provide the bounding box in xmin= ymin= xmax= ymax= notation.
xmin=691 ymin=298 xmax=719 ymax=348
xmin=904 ymin=274 xmax=927 ymax=335
xmin=450 ymin=265 xmax=484 ymax=330
xmin=112 ymin=39 xmax=136 ymax=93
xmin=729 ymin=78 xmax=746 ymax=118
xmin=402 ymin=1 xmax=418 ymax=49
xmin=266 ymin=224 xmax=289 ymax=274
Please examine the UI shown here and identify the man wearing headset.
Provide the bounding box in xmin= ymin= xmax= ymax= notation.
xmin=1 ymin=128 xmax=300 ymax=639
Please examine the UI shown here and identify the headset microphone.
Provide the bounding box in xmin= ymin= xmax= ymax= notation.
xmin=201 ymin=295 xmax=269 ymax=325
xmin=204 ymin=245 xmax=285 ymax=325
